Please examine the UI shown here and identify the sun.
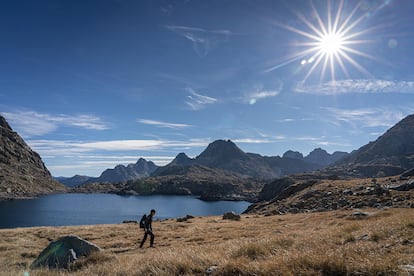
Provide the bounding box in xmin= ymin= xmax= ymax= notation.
xmin=318 ymin=32 xmax=344 ymax=55
xmin=266 ymin=0 xmax=378 ymax=83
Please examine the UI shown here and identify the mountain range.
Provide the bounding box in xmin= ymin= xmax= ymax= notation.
xmin=70 ymin=140 xmax=349 ymax=201
xmin=61 ymin=140 xmax=347 ymax=187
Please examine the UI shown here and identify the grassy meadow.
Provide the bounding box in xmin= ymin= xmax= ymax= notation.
xmin=0 ymin=208 xmax=413 ymax=275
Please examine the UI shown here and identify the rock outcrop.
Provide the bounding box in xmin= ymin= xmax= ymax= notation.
xmin=245 ymin=173 xmax=414 ymax=215
xmin=0 ymin=115 xmax=67 ymax=200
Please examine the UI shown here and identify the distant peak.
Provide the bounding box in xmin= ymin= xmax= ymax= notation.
xmin=136 ymin=158 xmax=147 ymax=164
xmin=311 ymin=148 xmax=327 ymax=153
xmin=208 ymin=139 xmax=238 ymax=148
xmin=282 ymin=150 xmax=304 ymax=160
xmin=171 ymin=152 xmax=193 ymax=166
xmin=196 ymin=139 xmax=246 ymax=164
xmin=176 ymin=152 xmax=190 ymax=158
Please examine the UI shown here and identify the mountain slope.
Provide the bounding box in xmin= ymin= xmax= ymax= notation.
xmin=0 ymin=115 xmax=67 ymax=199
xmin=246 ymin=115 xmax=414 ymax=214
xmin=335 ymin=114 xmax=414 ymax=177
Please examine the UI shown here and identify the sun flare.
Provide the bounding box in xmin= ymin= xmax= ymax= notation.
xmin=267 ymin=0 xmax=378 ymax=83
xmin=318 ymin=32 xmax=344 ymax=55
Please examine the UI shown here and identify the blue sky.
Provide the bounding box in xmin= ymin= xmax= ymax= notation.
xmin=1 ymin=0 xmax=414 ymax=177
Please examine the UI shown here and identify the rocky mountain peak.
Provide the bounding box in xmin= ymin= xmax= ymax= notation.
xmin=305 ymin=148 xmax=335 ymax=167
xmin=171 ymin=152 xmax=193 ymax=166
xmin=283 ymin=150 xmax=304 ymax=160
xmin=94 ymin=158 xmax=158 ymax=183
xmin=196 ymin=139 xmax=247 ymax=165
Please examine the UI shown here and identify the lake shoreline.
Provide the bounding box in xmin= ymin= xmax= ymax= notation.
xmin=0 ymin=193 xmax=251 ymax=229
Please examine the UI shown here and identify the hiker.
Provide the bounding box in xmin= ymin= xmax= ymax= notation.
xmin=140 ymin=209 xmax=156 ymax=248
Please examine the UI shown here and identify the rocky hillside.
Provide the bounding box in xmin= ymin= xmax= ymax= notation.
xmin=333 ymin=114 xmax=414 ymax=177
xmin=245 ymin=171 xmax=414 ymax=215
xmin=0 ymin=115 xmax=67 ymax=200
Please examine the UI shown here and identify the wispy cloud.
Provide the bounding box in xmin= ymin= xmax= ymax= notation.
xmin=27 ymin=138 xmax=211 ymax=157
xmin=247 ymin=90 xmax=280 ymax=105
xmin=275 ymin=118 xmax=315 ymax=123
xmin=295 ymin=79 xmax=414 ymax=95
xmin=324 ymin=107 xmax=408 ymax=128
xmin=165 ymin=25 xmax=232 ymax=57
xmin=1 ymin=110 xmax=109 ymax=137
xmin=185 ymin=87 xmax=218 ymax=110
xmin=233 ymin=138 xmax=282 ymax=144
xmin=29 ymin=138 xmax=212 ymax=176
xmin=138 ymin=119 xmax=192 ymax=129
xmin=47 ymin=155 xmax=176 ymax=176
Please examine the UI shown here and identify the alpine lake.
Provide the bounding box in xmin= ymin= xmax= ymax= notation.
xmin=0 ymin=193 xmax=251 ymax=229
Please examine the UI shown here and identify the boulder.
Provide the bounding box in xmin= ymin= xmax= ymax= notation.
xmin=389 ymin=180 xmax=414 ymax=191
xmin=177 ymin=214 xmax=195 ymax=222
xmin=401 ymin=168 xmax=414 ymax=178
xmin=350 ymin=211 xmax=370 ymax=219
xmin=206 ymin=265 xmax=219 ymax=275
xmin=30 ymin=235 xmax=101 ymax=269
xmin=223 ymin=212 xmax=241 ymax=221
xmin=122 ymin=220 xmax=138 ymax=224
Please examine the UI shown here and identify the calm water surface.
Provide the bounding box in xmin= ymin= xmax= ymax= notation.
xmin=0 ymin=193 xmax=251 ymax=228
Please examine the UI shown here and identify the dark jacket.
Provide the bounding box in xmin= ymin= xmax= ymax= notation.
xmin=144 ymin=214 xmax=153 ymax=232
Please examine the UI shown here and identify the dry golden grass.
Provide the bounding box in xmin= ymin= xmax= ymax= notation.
xmin=0 ymin=208 xmax=413 ymax=275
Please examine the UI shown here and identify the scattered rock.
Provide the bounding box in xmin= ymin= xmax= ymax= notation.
xmin=358 ymin=233 xmax=370 ymax=240
xmin=223 ymin=212 xmax=241 ymax=221
xmin=350 ymin=211 xmax=370 ymax=219
xmin=205 ymin=265 xmax=219 ymax=275
xmin=389 ymin=180 xmax=414 ymax=191
xmin=177 ymin=214 xmax=195 ymax=222
xmin=402 ymin=239 xmax=414 ymax=245
xmin=401 ymin=168 xmax=414 ymax=178
xmin=399 ymin=264 xmax=414 ymax=274
xmin=30 ymin=235 xmax=101 ymax=269
xmin=122 ymin=220 xmax=138 ymax=224
xmin=342 ymin=189 xmax=353 ymax=195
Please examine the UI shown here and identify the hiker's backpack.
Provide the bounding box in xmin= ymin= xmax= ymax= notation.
xmin=139 ymin=214 xmax=147 ymax=229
